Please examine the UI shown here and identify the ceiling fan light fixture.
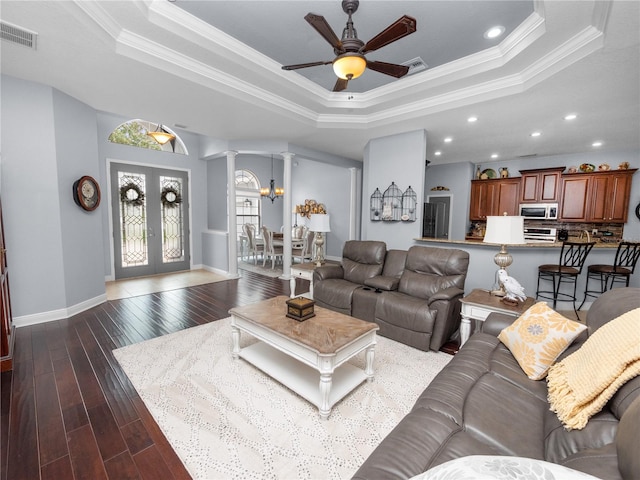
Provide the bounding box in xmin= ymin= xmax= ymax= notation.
xmin=147 ymin=124 xmax=175 ymax=145
xmin=333 ymin=53 xmax=366 ymax=80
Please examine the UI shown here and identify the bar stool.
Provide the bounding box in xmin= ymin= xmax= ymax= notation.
xmin=579 ymin=241 xmax=640 ymax=309
xmin=536 ymin=241 xmax=595 ymax=315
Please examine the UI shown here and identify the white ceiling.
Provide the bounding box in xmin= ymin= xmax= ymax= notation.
xmin=1 ymin=0 xmax=639 ymax=165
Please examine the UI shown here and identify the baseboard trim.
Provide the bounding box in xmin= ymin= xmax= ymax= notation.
xmin=202 ymin=265 xmax=233 ymax=277
xmin=13 ymin=294 xmax=107 ymax=328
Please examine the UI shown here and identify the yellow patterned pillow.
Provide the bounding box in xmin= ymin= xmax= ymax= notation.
xmin=498 ymin=302 xmax=587 ymax=380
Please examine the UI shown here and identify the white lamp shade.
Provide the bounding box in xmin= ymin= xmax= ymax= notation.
xmin=483 ymin=216 xmax=525 ymax=245
xmin=309 ymin=214 xmax=331 ymax=232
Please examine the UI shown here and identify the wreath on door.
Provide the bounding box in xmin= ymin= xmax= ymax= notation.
xmin=120 ymin=183 xmax=145 ymax=207
xmin=161 ymin=186 xmax=182 ymax=208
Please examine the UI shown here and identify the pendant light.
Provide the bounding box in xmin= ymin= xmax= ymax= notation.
xmin=260 ymin=155 xmax=284 ymax=202
xmin=147 ymin=123 xmax=176 ymax=145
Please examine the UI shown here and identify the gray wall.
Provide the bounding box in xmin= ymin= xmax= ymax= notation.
xmin=2 ymin=76 xmax=104 ymax=319
xmin=362 ymin=129 xmax=427 ymax=249
xmin=290 ymin=158 xmax=355 ymax=259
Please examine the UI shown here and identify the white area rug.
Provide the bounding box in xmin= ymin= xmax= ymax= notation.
xmin=239 ymin=260 xmax=284 ymax=278
xmin=113 ymin=318 xmax=452 ymax=479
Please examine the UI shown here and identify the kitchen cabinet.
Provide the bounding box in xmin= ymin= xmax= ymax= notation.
xmin=469 ymin=178 xmax=520 ymax=220
xmin=559 ymin=169 xmax=637 ymax=223
xmin=558 ymin=175 xmax=590 ymax=221
xmin=519 ymin=167 xmax=564 ymax=203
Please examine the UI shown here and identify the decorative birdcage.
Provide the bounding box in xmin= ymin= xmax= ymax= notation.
xmin=401 ymin=186 xmax=417 ymax=222
xmin=382 ymin=182 xmax=402 ymax=222
xmin=370 ymin=188 xmax=383 ymax=221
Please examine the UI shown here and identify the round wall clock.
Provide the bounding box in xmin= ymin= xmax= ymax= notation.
xmin=73 ymin=175 xmax=101 ymax=211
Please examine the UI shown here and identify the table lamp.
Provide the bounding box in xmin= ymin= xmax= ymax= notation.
xmin=483 ymin=214 xmax=525 ymax=296
xmin=309 ymin=214 xmax=331 ymax=266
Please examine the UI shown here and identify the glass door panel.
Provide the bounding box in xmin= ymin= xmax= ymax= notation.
xmin=111 ymin=163 xmax=190 ymax=279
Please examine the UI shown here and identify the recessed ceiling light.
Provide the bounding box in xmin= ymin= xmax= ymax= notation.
xmin=484 ymin=26 xmax=505 ymax=39
xmin=530 ymin=131 xmax=541 ymax=137
xmin=564 ymin=114 xmax=577 ymax=120
xmin=468 ymin=116 xmax=478 ymax=123
xmin=592 ymin=141 xmax=603 ymax=147
xmin=444 ymin=137 xmax=453 ymax=143
xmin=491 ymin=153 xmax=499 ymax=159
xmin=434 ymin=151 xmax=442 ymax=156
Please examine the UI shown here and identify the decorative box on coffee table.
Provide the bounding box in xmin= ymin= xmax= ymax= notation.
xmin=286 ymin=296 xmax=315 ymax=321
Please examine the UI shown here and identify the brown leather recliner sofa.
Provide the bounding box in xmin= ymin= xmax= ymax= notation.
xmin=313 ymin=241 xmax=470 ymax=351
xmin=352 ymin=287 xmax=640 ymax=480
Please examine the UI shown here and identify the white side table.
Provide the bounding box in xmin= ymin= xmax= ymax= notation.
xmin=459 ymin=289 xmax=535 ymax=346
xmin=290 ymin=262 xmax=316 ymax=299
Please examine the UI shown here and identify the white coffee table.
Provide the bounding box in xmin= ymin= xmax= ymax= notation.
xmin=229 ymin=296 xmax=379 ymax=419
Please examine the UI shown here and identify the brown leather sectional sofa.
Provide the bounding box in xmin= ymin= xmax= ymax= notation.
xmin=313 ymin=241 xmax=470 ymax=351
xmin=352 ymin=287 xmax=640 ymax=480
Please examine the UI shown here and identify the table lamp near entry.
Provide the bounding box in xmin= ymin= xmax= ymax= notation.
xmin=483 ymin=214 xmax=526 ymax=296
xmin=309 ymin=214 xmax=331 ymax=267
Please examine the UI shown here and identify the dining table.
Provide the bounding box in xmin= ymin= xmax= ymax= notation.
xmin=239 ymin=232 xmax=304 ymax=261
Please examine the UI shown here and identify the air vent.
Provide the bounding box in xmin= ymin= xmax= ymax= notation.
xmin=1 ymin=21 xmax=37 ymax=50
xmin=401 ymin=57 xmax=428 ymax=76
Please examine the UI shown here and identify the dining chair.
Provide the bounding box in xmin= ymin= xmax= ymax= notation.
xmin=244 ymin=224 xmax=263 ymax=265
xmin=292 ymin=228 xmax=314 ymax=264
xmin=536 ymin=241 xmax=595 ymax=316
xmin=261 ymin=226 xmax=283 ymax=269
xmin=580 ymin=241 xmax=640 ymax=309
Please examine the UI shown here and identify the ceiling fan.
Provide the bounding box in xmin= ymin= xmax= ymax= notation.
xmin=282 ymin=0 xmax=417 ymax=92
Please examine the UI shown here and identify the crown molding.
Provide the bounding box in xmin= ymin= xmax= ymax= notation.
xmin=70 ymin=0 xmax=612 ymax=131
xmin=115 ymin=30 xmax=322 ymax=123
xmin=146 ymin=0 xmax=332 ymax=101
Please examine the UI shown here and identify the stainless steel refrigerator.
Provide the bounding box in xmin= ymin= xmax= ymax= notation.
xmin=422 ymin=200 xmax=449 ymax=239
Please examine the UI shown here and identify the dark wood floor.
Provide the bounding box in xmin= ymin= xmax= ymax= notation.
xmin=1 ymin=270 xmax=291 ymax=480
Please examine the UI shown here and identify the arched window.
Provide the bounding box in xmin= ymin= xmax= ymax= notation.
xmin=235 ymin=169 xmax=261 ymax=242
xmin=108 ymin=119 xmax=188 ymax=155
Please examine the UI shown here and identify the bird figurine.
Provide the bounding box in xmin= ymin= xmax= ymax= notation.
xmin=497 ymin=269 xmax=527 ymax=304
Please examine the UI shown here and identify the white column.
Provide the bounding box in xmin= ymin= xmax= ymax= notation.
xmin=281 ymin=152 xmax=294 ymax=279
xmin=349 ymin=167 xmax=358 ymax=240
xmin=226 ymin=150 xmax=239 ymax=277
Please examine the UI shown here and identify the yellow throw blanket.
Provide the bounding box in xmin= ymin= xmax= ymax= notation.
xmin=547 ymin=307 xmax=640 ymax=430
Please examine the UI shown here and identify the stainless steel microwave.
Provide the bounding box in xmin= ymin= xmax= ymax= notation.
xmin=519 ymin=203 xmax=558 ymax=220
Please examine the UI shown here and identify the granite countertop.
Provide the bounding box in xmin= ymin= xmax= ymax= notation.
xmin=415 ymin=237 xmax=621 ymax=248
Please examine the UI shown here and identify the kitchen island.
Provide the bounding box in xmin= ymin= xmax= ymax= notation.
xmin=414 ymin=237 xmax=636 ymax=311
xmin=416 ymin=237 xmax=622 ymax=248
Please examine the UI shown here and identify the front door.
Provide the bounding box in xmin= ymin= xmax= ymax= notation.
xmin=110 ymin=163 xmax=190 ymax=279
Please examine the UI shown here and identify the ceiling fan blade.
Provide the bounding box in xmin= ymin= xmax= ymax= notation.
xmin=362 ymin=15 xmax=417 ymax=54
xmin=366 ymin=60 xmax=410 ymax=78
xmin=333 ymin=78 xmax=349 ymax=92
xmin=282 ymin=60 xmax=333 ymax=71
xmin=305 ymin=13 xmax=342 ymax=51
